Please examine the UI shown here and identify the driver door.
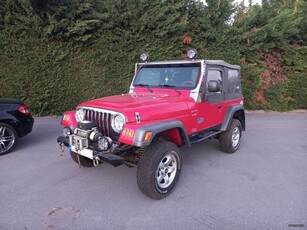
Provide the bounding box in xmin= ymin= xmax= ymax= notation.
xmin=196 ymin=65 xmax=225 ymax=131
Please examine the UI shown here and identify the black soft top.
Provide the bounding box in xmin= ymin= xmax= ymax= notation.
xmin=204 ymin=60 xmax=241 ymax=70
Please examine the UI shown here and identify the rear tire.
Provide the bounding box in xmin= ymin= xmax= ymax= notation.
xmin=0 ymin=122 xmax=18 ymax=155
xmin=137 ymin=140 xmax=181 ymax=200
xmin=70 ymin=151 xmax=96 ymax=167
xmin=219 ymin=119 xmax=242 ymax=153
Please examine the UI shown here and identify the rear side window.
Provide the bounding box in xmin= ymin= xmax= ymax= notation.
xmin=228 ymin=69 xmax=240 ymax=94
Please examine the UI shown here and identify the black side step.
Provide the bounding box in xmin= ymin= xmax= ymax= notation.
xmin=189 ymin=131 xmax=221 ymax=144
xmin=94 ymin=152 xmax=124 ymax=167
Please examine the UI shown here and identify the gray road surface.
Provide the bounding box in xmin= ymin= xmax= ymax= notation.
xmin=0 ymin=112 xmax=306 ymax=230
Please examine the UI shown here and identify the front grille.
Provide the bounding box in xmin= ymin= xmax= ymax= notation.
xmin=84 ymin=108 xmax=112 ymax=137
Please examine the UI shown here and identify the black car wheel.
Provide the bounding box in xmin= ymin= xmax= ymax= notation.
xmin=219 ymin=119 xmax=242 ymax=153
xmin=0 ymin=122 xmax=18 ymax=155
xmin=137 ymin=140 xmax=182 ymax=200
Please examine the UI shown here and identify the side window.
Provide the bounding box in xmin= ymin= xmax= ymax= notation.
xmin=228 ymin=69 xmax=240 ymax=94
xmin=206 ymin=70 xmax=222 ymax=90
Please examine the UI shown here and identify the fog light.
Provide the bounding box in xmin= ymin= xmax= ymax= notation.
xmin=63 ymin=127 xmax=72 ymax=137
xmin=98 ymin=137 xmax=113 ymax=151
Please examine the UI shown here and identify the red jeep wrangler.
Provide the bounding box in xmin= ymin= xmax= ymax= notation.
xmin=57 ymin=49 xmax=245 ymax=200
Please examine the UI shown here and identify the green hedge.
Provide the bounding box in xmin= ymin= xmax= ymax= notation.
xmin=1 ymin=35 xmax=306 ymax=115
xmin=0 ymin=0 xmax=306 ymax=115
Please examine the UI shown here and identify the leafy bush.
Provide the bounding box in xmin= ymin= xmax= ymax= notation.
xmin=0 ymin=0 xmax=306 ymax=115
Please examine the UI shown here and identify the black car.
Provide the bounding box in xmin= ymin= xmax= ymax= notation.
xmin=0 ymin=99 xmax=34 ymax=155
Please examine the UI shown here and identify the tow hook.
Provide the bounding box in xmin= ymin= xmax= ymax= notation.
xmin=93 ymin=156 xmax=100 ymax=167
xmin=59 ymin=143 xmax=65 ymax=152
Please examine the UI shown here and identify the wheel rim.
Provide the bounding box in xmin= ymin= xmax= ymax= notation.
xmin=155 ymin=153 xmax=177 ymax=189
xmin=232 ymin=126 xmax=240 ymax=148
xmin=0 ymin=126 xmax=15 ymax=153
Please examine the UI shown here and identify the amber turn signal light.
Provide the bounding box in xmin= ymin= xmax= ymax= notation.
xmin=144 ymin=132 xmax=152 ymax=141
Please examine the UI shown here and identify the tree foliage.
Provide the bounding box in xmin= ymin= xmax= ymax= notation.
xmin=0 ymin=0 xmax=306 ymax=115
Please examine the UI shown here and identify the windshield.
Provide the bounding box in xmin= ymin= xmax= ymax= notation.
xmin=133 ymin=64 xmax=201 ymax=89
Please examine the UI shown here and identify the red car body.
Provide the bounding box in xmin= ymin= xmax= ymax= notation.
xmin=57 ymin=57 xmax=245 ymax=199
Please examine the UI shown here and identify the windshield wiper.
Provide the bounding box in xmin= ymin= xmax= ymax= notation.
xmin=158 ymin=84 xmax=181 ymax=95
xmin=135 ymin=84 xmax=153 ymax=93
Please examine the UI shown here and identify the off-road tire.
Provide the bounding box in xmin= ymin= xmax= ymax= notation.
xmin=70 ymin=151 xmax=96 ymax=167
xmin=219 ymin=119 xmax=242 ymax=153
xmin=0 ymin=122 xmax=18 ymax=155
xmin=137 ymin=140 xmax=181 ymax=200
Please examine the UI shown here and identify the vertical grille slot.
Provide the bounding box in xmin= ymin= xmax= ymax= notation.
xmin=84 ymin=108 xmax=111 ymax=137
xmin=106 ymin=113 xmax=110 ymax=137
xmin=102 ymin=112 xmax=105 ymax=135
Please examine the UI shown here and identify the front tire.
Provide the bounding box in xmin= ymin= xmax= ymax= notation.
xmin=70 ymin=151 xmax=96 ymax=167
xmin=219 ymin=119 xmax=242 ymax=153
xmin=0 ymin=123 xmax=18 ymax=155
xmin=137 ymin=140 xmax=182 ymax=200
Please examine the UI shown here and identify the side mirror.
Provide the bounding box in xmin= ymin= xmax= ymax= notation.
xmin=208 ymin=80 xmax=221 ymax=92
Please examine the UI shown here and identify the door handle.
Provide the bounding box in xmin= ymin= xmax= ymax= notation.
xmin=217 ymin=105 xmax=222 ymax=109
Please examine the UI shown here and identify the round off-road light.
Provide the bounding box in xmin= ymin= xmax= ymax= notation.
xmin=98 ymin=137 xmax=113 ymax=151
xmin=186 ymin=48 xmax=197 ymax=59
xmin=140 ymin=52 xmax=149 ymax=62
xmin=63 ymin=127 xmax=71 ymax=137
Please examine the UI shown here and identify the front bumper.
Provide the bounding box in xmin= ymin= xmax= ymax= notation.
xmin=57 ymin=136 xmax=124 ymax=167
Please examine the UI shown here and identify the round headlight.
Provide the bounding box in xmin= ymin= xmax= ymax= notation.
xmin=186 ymin=48 xmax=197 ymax=59
xmin=76 ymin=108 xmax=86 ymax=122
xmin=140 ymin=52 xmax=149 ymax=62
xmin=111 ymin=115 xmax=125 ymax=133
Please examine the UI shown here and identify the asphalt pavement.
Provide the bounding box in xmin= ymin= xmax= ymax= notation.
xmin=0 ymin=112 xmax=306 ymax=230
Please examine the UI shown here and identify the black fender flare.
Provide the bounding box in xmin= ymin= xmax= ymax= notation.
xmin=221 ymin=105 xmax=245 ymax=131
xmin=133 ymin=120 xmax=190 ymax=148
